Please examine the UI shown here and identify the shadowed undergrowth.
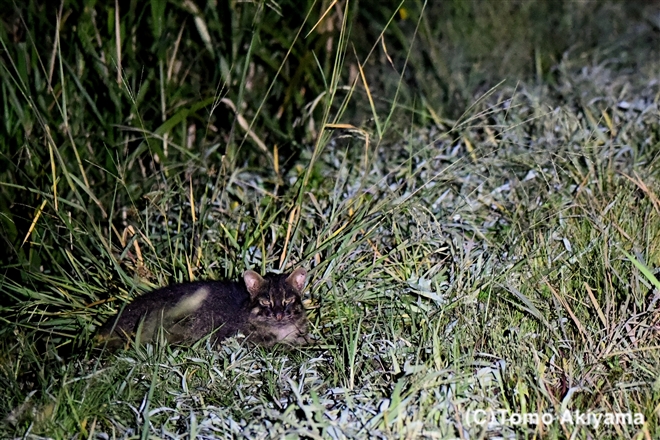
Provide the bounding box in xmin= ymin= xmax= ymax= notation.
xmin=1 ymin=0 xmax=660 ymax=438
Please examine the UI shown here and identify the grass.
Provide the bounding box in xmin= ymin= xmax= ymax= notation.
xmin=1 ymin=0 xmax=660 ymax=438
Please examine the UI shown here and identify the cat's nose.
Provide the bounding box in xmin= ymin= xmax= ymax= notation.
xmin=276 ymin=312 xmax=283 ymax=321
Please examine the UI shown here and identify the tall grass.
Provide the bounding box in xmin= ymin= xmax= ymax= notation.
xmin=1 ymin=0 xmax=659 ymax=437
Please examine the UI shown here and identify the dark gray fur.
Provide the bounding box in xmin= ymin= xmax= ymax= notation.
xmin=97 ymin=268 xmax=308 ymax=349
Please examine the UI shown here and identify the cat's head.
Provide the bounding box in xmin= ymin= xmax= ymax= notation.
xmin=243 ymin=268 xmax=307 ymax=325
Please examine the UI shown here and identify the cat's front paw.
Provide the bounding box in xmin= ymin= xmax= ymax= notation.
xmin=290 ymin=333 xmax=312 ymax=346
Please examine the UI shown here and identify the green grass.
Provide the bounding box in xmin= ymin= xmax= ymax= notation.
xmin=1 ymin=0 xmax=660 ymax=437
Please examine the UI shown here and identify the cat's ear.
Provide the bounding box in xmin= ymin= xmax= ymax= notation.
xmin=244 ymin=270 xmax=266 ymax=297
xmin=286 ymin=267 xmax=307 ymax=293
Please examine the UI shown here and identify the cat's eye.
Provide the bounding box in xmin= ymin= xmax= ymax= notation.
xmin=283 ymin=296 xmax=296 ymax=306
xmin=259 ymin=299 xmax=272 ymax=307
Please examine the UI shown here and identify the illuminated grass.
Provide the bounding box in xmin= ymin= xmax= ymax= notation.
xmin=1 ymin=1 xmax=659 ymax=438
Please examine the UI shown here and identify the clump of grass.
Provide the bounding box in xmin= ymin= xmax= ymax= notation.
xmin=1 ymin=0 xmax=660 ymax=438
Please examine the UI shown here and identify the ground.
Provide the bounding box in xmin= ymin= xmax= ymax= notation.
xmin=1 ymin=1 xmax=659 ymax=438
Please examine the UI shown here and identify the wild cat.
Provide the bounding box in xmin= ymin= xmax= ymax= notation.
xmin=97 ymin=268 xmax=309 ymax=349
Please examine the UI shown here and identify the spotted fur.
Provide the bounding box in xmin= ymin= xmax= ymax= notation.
xmin=97 ymin=268 xmax=309 ymax=349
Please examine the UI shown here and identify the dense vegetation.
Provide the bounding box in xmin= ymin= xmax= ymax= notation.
xmin=1 ymin=0 xmax=659 ymax=437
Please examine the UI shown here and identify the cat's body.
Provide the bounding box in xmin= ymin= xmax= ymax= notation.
xmin=97 ymin=268 xmax=309 ymax=349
